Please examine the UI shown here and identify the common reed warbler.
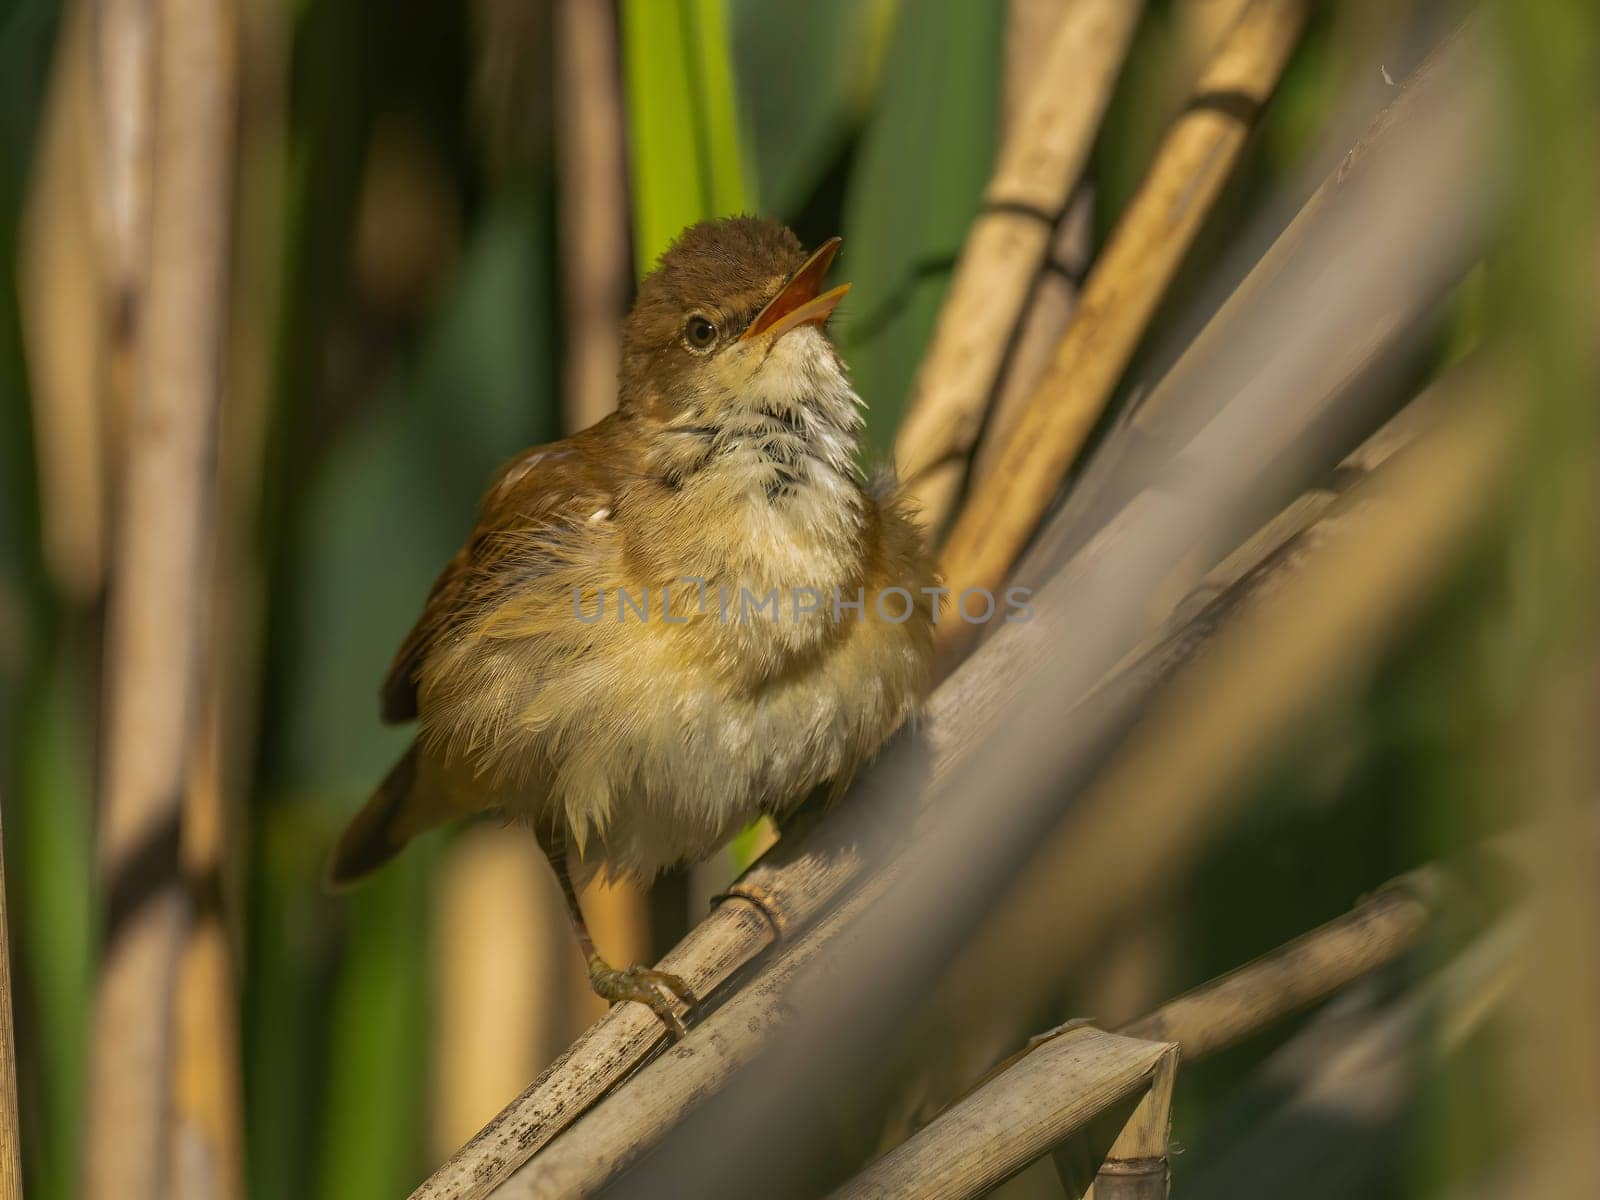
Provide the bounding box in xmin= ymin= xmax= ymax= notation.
xmin=329 ymin=218 xmax=937 ymax=1034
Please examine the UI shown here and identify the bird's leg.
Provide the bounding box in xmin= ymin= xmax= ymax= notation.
xmin=548 ymin=847 xmax=696 ymax=1038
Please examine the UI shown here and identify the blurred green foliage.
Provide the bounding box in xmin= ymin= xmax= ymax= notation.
xmin=621 ymin=0 xmax=750 ymax=271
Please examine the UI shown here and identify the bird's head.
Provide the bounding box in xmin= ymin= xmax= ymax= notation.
xmin=617 ymin=217 xmax=853 ymax=425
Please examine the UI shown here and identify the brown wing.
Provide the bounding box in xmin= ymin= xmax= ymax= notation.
xmin=378 ymin=416 xmax=629 ymax=724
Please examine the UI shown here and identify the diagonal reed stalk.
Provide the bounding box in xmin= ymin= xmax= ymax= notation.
xmin=555 ymin=0 xmax=630 ymax=431
xmin=935 ymin=0 xmax=1310 ymax=661
xmin=830 ymin=1030 xmax=1177 ymax=1200
xmin=892 ymin=0 xmax=1144 ymax=530
xmin=839 ymin=840 xmax=1538 ymax=1200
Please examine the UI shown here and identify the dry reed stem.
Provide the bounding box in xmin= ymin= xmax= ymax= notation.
xmin=939 ymin=382 xmax=1514 ymax=1049
xmin=973 ymin=0 xmax=1098 ymax=489
xmin=411 ymin=896 xmax=776 ymax=1200
xmin=92 ymin=0 xmax=155 ymax=347
xmin=1118 ymin=871 xmax=1440 ymax=1060
xmin=829 ymin=1030 xmax=1176 ymax=1200
xmin=892 ymin=0 xmax=1143 ymax=529
xmin=491 ymin=867 xmax=891 ymax=1199
xmin=1074 ymin=1039 xmax=1177 ymax=1200
xmin=1185 ymin=908 xmax=1528 ymax=1198
xmin=970 ymin=192 xmax=1093 ymax=489
xmin=1016 ymin=26 xmax=1469 ymax=584
xmin=172 ymin=893 xmax=244 ymax=1199
xmin=555 ymin=0 xmax=629 ymax=431
xmin=167 ymin=6 xmax=290 ymax=1193
xmin=1074 ymin=390 xmax=1443 ymax=721
xmin=0 ymin=808 xmax=21 ymax=1200
xmin=505 ymin=815 xmax=1531 ymax=1200
xmin=937 ymin=0 xmax=1309 ymax=658
xmin=431 ymin=830 xmax=564 ymax=1162
xmin=20 ymin=4 xmax=109 ymax=600
xmin=881 ymin=827 xmax=1532 ymax=1198
xmin=965 ymin=815 xmax=1553 ymax=1110
xmin=84 ymin=0 xmax=236 ymax=1196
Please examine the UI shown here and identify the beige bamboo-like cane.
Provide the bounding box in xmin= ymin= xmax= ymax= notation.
xmin=1077 ymin=1044 xmax=1177 ymax=1200
xmin=1181 ymin=907 xmax=1528 ymax=1197
xmin=92 ymin=0 xmax=155 ymax=386
xmin=828 ymin=1029 xmax=1177 ymax=1200
xmin=490 ymin=861 xmax=893 ymax=1199
xmin=897 ymin=365 xmax=1457 ymax=1121
xmin=975 ymin=0 xmax=1254 ymax=497
xmin=839 ymin=823 xmax=1539 ymax=1200
xmin=937 ymin=0 xmax=1309 ymax=659
xmin=892 ymin=0 xmax=1143 ymax=530
xmin=1015 ymin=24 xmax=1469 ymax=586
xmin=970 ymin=0 xmax=1099 ymax=490
xmin=504 ymin=806 xmax=1529 ymax=1200
xmin=167 ymin=6 xmax=288 ymax=1193
xmin=1118 ymin=871 xmax=1443 ymax=1061
xmin=84 ymin=1 xmax=236 ymax=1197
xmin=20 ymin=3 xmax=109 ymax=602
xmin=555 ymin=0 xmax=630 ymax=431
xmin=432 ymin=829 xmax=565 ymax=1162
xmin=0 ymin=807 xmax=21 ymax=1200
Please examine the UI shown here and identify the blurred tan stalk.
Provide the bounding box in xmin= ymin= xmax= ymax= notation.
xmin=166 ymin=2 xmax=292 ymax=1194
xmin=432 ymin=829 xmax=565 ymax=1163
xmin=555 ymin=0 xmax=630 ymax=431
xmin=937 ymin=0 xmax=1310 ymax=658
xmin=21 ymin=3 xmax=108 ymax=604
xmin=829 ymin=1030 xmax=1177 ymax=1200
xmin=969 ymin=0 xmax=1098 ymax=490
xmin=84 ymin=1 xmax=237 ymax=1198
xmin=892 ymin=0 xmax=1142 ymax=530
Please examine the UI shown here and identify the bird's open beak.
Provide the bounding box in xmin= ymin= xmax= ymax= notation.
xmin=740 ymin=236 xmax=850 ymax=342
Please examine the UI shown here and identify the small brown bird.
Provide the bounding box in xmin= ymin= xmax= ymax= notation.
xmin=328 ymin=217 xmax=936 ymax=1033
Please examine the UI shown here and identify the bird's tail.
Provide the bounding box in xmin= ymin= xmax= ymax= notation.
xmin=324 ymin=742 xmax=439 ymax=890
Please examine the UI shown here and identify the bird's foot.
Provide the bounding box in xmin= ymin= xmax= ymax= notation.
xmin=588 ymin=956 xmax=696 ymax=1039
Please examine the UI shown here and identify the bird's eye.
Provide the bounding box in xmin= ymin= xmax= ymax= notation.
xmin=684 ymin=314 xmax=718 ymax=351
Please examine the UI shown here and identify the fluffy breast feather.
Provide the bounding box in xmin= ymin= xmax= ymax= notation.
xmin=407 ymin=335 xmax=937 ymax=878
